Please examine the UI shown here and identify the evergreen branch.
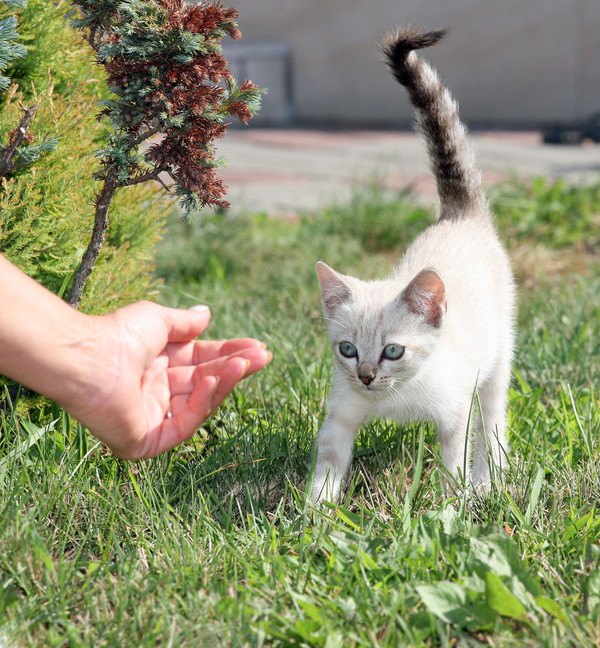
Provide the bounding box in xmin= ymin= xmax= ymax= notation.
xmin=0 ymin=12 xmax=28 ymax=90
xmin=129 ymin=123 xmax=162 ymax=147
xmin=153 ymin=171 xmax=171 ymax=192
xmin=1 ymin=0 xmax=28 ymax=8
xmin=0 ymin=103 xmax=38 ymax=177
xmin=68 ymin=0 xmax=261 ymax=307
xmin=162 ymin=169 xmax=177 ymax=190
xmin=86 ymin=26 xmax=98 ymax=51
xmin=121 ymin=166 xmax=163 ymax=186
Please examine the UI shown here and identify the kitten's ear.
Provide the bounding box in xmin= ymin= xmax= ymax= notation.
xmin=401 ymin=269 xmax=447 ymax=328
xmin=316 ymin=261 xmax=353 ymax=315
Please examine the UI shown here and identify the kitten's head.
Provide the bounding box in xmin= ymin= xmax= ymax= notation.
xmin=316 ymin=261 xmax=446 ymax=394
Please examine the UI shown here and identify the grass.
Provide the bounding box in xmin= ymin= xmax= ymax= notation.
xmin=1 ymin=179 xmax=599 ymax=646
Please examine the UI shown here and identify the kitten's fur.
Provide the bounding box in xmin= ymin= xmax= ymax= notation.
xmin=310 ymin=27 xmax=516 ymax=502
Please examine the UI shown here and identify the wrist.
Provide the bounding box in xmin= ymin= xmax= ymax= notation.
xmin=0 ymin=255 xmax=113 ymax=409
xmin=7 ymin=304 xmax=104 ymax=409
xmin=43 ymin=310 xmax=112 ymax=412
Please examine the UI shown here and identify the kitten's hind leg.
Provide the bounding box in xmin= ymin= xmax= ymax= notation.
xmin=472 ymin=361 xmax=511 ymax=489
xmin=310 ymin=402 xmax=365 ymax=503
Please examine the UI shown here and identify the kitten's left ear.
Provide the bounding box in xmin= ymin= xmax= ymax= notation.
xmin=401 ymin=269 xmax=447 ymax=328
xmin=316 ymin=261 xmax=353 ymax=316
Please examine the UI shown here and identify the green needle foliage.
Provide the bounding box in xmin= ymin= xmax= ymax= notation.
xmin=0 ymin=0 xmax=56 ymax=177
xmin=67 ymin=0 xmax=262 ymax=306
xmin=0 ymin=0 xmax=166 ymax=314
xmin=0 ymin=0 xmax=26 ymax=92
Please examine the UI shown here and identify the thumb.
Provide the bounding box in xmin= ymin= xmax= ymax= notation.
xmin=163 ymin=304 xmax=211 ymax=342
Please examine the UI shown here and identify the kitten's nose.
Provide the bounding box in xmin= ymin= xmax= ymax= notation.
xmin=358 ymin=362 xmax=377 ymax=386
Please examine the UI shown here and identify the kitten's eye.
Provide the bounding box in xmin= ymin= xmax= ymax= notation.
xmin=339 ymin=341 xmax=358 ymax=358
xmin=381 ymin=343 xmax=405 ymax=360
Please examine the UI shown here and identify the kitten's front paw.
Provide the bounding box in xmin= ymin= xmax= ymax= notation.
xmin=310 ymin=469 xmax=342 ymax=503
xmin=440 ymin=471 xmax=494 ymax=499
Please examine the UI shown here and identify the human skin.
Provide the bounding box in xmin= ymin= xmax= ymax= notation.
xmin=0 ymin=254 xmax=271 ymax=459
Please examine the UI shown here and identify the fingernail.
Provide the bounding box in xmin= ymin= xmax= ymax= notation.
xmin=245 ymin=359 xmax=251 ymax=371
xmin=190 ymin=305 xmax=210 ymax=312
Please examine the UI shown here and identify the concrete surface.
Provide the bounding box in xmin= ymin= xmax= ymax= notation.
xmin=216 ymin=128 xmax=600 ymax=217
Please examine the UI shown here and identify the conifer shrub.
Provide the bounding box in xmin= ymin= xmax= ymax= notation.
xmin=1 ymin=0 xmax=260 ymax=310
xmin=0 ymin=0 xmax=56 ymax=177
xmin=0 ymin=0 xmax=166 ymax=313
xmin=67 ymin=0 xmax=261 ymax=306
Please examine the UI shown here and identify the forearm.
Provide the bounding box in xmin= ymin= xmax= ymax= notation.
xmin=0 ymin=254 xmax=95 ymax=405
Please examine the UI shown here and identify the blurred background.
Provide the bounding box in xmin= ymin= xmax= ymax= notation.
xmin=215 ymin=1 xmax=600 ymax=216
xmin=227 ymin=0 xmax=600 ymax=127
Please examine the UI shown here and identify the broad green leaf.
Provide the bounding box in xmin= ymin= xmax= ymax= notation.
xmin=470 ymin=536 xmax=514 ymax=578
xmin=535 ymin=596 xmax=569 ymax=624
xmin=358 ymin=548 xmax=379 ymax=571
xmin=334 ymin=506 xmax=361 ymax=531
xmin=417 ymin=581 xmax=467 ymax=624
xmin=485 ymin=572 xmax=527 ymax=620
xmin=293 ymin=618 xmax=323 ymax=644
xmin=418 ymin=580 xmax=496 ymax=631
xmin=470 ymin=535 xmax=540 ymax=595
xmin=438 ymin=504 xmax=464 ymax=535
xmin=467 ymin=602 xmax=497 ymax=632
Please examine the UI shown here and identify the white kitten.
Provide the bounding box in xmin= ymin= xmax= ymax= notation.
xmin=310 ymin=27 xmax=516 ymax=502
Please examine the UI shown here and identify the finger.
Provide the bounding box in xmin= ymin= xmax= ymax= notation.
xmin=167 ymin=366 xmax=196 ymax=396
xmin=210 ymin=357 xmax=249 ymax=411
xmin=162 ymin=305 xmax=211 ymax=343
xmin=208 ymin=351 xmax=272 ymax=413
xmin=153 ymin=352 xmax=272 ymax=458
xmin=168 ymin=346 xmax=271 ymax=396
xmin=167 ymin=338 xmax=265 ymax=367
xmin=170 ymin=394 xmax=189 ymax=415
xmin=193 ymin=347 xmax=271 ymax=384
xmin=169 ymin=353 xmax=256 ymax=415
xmin=141 ymin=351 xmax=170 ymax=392
xmin=151 ymin=376 xmax=219 ymax=456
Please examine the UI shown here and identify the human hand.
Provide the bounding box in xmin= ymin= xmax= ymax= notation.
xmin=64 ymin=302 xmax=271 ymax=459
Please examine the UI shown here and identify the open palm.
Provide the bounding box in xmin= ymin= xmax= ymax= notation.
xmin=66 ymin=302 xmax=271 ymax=459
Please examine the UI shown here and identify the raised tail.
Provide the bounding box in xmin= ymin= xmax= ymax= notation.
xmin=382 ymin=26 xmax=486 ymax=220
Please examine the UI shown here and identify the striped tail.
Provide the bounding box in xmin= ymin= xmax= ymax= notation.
xmin=382 ymin=26 xmax=487 ymax=220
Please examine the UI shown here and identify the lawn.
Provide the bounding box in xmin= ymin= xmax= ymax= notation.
xmin=0 ymin=179 xmax=598 ymax=646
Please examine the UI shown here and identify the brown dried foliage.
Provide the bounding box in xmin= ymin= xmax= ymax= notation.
xmin=77 ymin=0 xmax=258 ymax=209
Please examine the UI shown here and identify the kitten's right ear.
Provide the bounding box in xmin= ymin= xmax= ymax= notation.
xmin=316 ymin=261 xmax=353 ymax=315
xmin=401 ymin=268 xmax=446 ymax=328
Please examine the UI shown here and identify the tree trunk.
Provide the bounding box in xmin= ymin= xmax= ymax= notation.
xmin=0 ymin=105 xmax=39 ymax=178
xmin=68 ymin=175 xmax=119 ymax=308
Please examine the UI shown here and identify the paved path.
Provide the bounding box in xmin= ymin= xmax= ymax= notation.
xmin=216 ymin=129 xmax=600 ymax=216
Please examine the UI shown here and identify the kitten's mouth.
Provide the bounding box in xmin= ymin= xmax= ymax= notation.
xmin=360 ymin=380 xmax=397 ymax=395
xmin=349 ymin=376 xmax=391 ymax=395
xmin=356 ymin=382 xmax=385 ymax=393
